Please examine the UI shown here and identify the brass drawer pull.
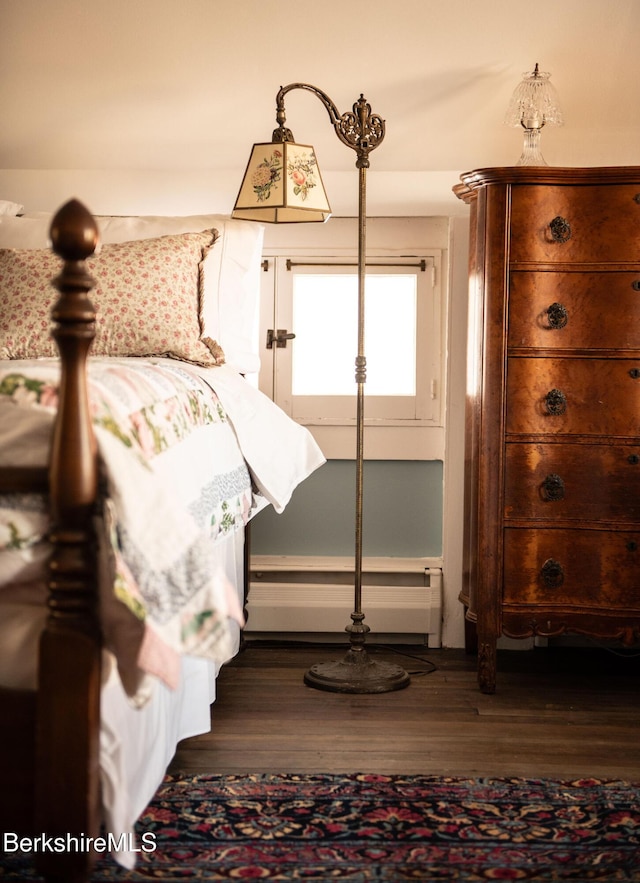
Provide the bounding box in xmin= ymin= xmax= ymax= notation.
xmin=546 ymin=302 xmax=568 ymax=328
xmin=541 ymin=558 xmax=564 ymax=587
xmin=544 ymin=388 xmax=567 ymax=415
xmin=541 ymin=473 xmax=565 ymax=501
xmin=549 ymin=216 xmax=572 ymax=243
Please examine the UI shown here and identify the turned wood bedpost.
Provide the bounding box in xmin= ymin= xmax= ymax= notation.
xmin=36 ymin=199 xmax=102 ymax=883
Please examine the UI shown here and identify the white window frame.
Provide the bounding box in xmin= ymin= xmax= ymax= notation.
xmin=259 ymin=217 xmax=448 ymax=460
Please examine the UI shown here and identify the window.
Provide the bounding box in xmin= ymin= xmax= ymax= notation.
xmin=292 ymin=270 xmax=417 ymax=397
xmin=259 ymin=217 xmax=446 ymax=459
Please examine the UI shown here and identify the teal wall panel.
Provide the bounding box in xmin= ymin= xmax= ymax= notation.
xmin=250 ymin=460 xmax=443 ymax=558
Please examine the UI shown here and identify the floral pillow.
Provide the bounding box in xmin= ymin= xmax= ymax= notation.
xmin=0 ymin=213 xmax=264 ymax=375
xmin=0 ymin=230 xmax=225 ymax=366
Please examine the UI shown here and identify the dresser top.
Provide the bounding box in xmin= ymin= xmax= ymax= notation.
xmin=453 ymin=166 xmax=640 ymax=203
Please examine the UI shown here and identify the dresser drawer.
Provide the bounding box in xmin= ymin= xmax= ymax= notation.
xmin=510 ymin=185 xmax=640 ymax=264
xmin=504 ymin=443 xmax=640 ymax=523
xmin=506 ymin=357 xmax=640 ymax=437
xmin=508 ymin=272 xmax=640 ymax=350
xmin=503 ymin=528 xmax=640 ymax=608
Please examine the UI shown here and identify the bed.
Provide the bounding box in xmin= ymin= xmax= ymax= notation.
xmin=0 ymin=198 xmax=325 ymax=881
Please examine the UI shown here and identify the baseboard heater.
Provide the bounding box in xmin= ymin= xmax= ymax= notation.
xmin=246 ymin=556 xmax=443 ymax=648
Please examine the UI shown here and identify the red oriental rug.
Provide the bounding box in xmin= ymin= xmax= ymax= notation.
xmin=2 ymin=773 xmax=639 ymax=880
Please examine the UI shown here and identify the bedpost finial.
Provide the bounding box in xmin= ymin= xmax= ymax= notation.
xmin=49 ymin=199 xmax=100 ymax=262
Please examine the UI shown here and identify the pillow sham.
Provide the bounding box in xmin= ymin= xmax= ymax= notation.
xmin=0 ymin=229 xmax=225 ymax=366
xmin=97 ymin=215 xmax=264 ymax=375
xmin=1 ymin=213 xmax=264 ymax=374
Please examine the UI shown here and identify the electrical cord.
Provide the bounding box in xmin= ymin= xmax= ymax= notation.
xmin=582 ymin=635 xmax=640 ymax=659
xmin=370 ymin=643 xmax=438 ymax=676
xmin=242 ymin=637 xmax=439 ymax=675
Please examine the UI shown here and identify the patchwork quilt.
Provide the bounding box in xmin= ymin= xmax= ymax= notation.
xmin=0 ymin=358 xmax=262 ymax=700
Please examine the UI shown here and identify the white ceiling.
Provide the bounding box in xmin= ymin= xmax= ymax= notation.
xmin=1 ymin=0 xmax=639 ymax=216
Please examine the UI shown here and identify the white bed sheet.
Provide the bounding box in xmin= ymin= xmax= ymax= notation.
xmin=185 ymin=361 xmax=326 ymax=513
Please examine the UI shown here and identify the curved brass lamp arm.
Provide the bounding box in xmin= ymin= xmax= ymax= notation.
xmin=273 ymin=82 xmax=385 ymax=169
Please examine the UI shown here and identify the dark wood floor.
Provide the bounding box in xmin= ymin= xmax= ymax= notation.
xmin=169 ymin=640 xmax=640 ymax=781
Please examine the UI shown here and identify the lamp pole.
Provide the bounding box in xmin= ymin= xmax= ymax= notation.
xmin=271 ymin=84 xmax=409 ymax=692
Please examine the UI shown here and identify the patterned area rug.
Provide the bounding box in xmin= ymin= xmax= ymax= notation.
xmin=2 ymin=773 xmax=640 ymax=881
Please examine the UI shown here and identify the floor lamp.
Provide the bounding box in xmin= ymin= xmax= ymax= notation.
xmin=233 ymin=83 xmax=410 ymax=693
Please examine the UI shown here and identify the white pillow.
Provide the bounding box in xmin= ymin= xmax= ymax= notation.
xmin=0 ymin=216 xmax=48 ymax=247
xmin=0 ymin=200 xmax=24 ymax=216
xmin=1 ymin=213 xmax=264 ymax=374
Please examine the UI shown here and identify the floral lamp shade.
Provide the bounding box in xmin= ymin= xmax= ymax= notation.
xmin=232 ymin=141 xmax=331 ymax=223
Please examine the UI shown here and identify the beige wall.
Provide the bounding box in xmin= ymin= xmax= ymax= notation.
xmin=1 ymin=0 xmax=639 ymax=218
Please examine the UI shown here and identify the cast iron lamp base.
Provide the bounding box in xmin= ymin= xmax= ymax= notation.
xmin=304 ymin=646 xmax=411 ymax=694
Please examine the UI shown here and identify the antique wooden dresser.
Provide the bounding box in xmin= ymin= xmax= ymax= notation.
xmin=454 ymin=167 xmax=640 ymax=693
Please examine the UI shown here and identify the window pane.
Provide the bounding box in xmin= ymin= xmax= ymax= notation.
xmin=292 ymin=273 xmax=417 ymax=396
